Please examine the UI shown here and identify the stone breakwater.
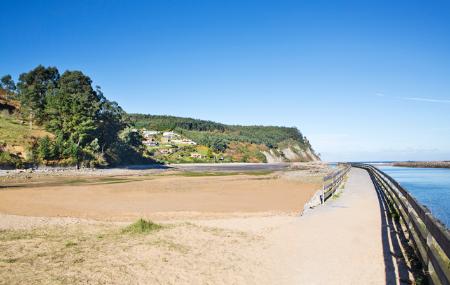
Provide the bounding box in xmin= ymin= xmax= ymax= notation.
xmin=393 ymin=161 xmax=450 ymax=168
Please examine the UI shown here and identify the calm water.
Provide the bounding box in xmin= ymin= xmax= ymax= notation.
xmin=378 ymin=166 xmax=450 ymax=228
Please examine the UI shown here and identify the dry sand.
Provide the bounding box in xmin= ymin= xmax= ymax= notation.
xmin=0 ymin=168 xmax=414 ymax=284
xmin=0 ymin=170 xmax=320 ymax=284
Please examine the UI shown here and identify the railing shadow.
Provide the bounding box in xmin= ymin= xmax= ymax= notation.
xmin=368 ymin=172 xmax=417 ymax=285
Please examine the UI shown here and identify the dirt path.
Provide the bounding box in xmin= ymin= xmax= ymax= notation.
xmin=264 ymin=168 xmax=414 ymax=284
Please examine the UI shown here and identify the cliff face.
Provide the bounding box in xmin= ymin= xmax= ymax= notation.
xmin=263 ymin=142 xmax=320 ymax=163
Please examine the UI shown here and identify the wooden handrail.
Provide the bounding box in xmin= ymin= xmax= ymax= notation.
xmin=321 ymin=164 xmax=351 ymax=202
xmin=352 ymin=163 xmax=450 ymax=285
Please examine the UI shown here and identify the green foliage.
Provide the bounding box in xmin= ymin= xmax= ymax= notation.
xmin=36 ymin=136 xmax=53 ymax=160
xmin=0 ymin=75 xmax=16 ymax=93
xmin=96 ymin=93 xmax=127 ymax=153
xmin=119 ymin=127 xmax=143 ymax=148
xmin=129 ymin=114 xmax=310 ymax=149
xmin=7 ymin=65 xmax=148 ymax=167
xmin=122 ymin=219 xmax=163 ymax=234
xmin=130 ymin=114 xmax=226 ymax=132
xmin=0 ymin=150 xmax=23 ymax=168
xmin=3 ymin=65 xmax=316 ymax=168
xmin=45 ymin=70 xmax=100 ymax=147
xmin=17 ymin=65 xmax=60 ymax=123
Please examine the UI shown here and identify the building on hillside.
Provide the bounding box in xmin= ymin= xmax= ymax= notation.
xmin=142 ymin=130 xmax=159 ymax=138
xmin=171 ymin=139 xmax=197 ymax=145
xmin=190 ymin=153 xmax=202 ymax=159
xmin=143 ymin=140 xmax=158 ymax=147
xmin=159 ymin=148 xmax=174 ymax=155
xmin=162 ymin=131 xmax=179 ymax=139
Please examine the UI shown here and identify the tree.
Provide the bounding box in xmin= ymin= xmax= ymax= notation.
xmin=36 ymin=136 xmax=53 ymax=160
xmin=45 ymin=70 xmax=101 ymax=163
xmin=0 ymin=75 xmax=16 ymax=94
xmin=119 ymin=127 xmax=143 ymax=148
xmin=17 ymin=65 xmax=60 ymax=124
xmin=95 ymin=86 xmax=127 ymax=153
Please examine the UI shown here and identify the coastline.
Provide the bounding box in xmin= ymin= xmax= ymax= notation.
xmin=392 ymin=161 xmax=450 ymax=169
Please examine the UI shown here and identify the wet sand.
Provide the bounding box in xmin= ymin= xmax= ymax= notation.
xmin=0 ymin=172 xmax=321 ymax=221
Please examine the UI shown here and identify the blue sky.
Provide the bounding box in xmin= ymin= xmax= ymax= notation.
xmin=1 ymin=0 xmax=450 ymax=161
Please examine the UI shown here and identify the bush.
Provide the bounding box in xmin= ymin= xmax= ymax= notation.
xmin=0 ymin=150 xmax=23 ymax=168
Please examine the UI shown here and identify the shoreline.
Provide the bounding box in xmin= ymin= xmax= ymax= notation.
xmin=392 ymin=161 xmax=450 ymax=169
xmin=0 ymin=161 xmax=328 ymax=178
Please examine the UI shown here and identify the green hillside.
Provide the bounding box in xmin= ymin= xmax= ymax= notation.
xmin=0 ymin=66 xmax=153 ymax=168
xmin=130 ymin=114 xmax=309 ymax=147
xmin=0 ymin=65 xmax=319 ymax=168
xmin=129 ymin=114 xmax=319 ymax=163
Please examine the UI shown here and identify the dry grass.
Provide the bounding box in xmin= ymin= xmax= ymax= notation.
xmin=0 ymin=113 xmax=51 ymax=157
xmin=0 ymin=220 xmax=265 ymax=285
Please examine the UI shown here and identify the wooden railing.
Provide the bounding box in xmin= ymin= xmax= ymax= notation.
xmin=353 ymin=163 xmax=450 ymax=285
xmin=321 ymin=164 xmax=351 ymax=202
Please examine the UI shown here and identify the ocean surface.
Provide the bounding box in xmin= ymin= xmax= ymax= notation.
xmin=377 ymin=165 xmax=450 ymax=228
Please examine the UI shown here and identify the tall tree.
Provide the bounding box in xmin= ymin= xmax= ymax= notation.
xmin=0 ymin=75 xmax=16 ymax=94
xmin=45 ymin=70 xmax=101 ymax=149
xmin=17 ymin=65 xmax=60 ymax=123
xmin=95 ymin=86 xmax=127 ymax=153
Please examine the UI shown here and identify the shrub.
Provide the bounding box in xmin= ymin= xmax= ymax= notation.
xmin=0 ymin=150 xmax=23 ymax=168
xmin=122 ymin=219 xmax=163 ymax=234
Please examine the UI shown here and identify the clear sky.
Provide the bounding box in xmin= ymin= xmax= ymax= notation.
xmin=1 ymin=0 xmax=449 ymax=162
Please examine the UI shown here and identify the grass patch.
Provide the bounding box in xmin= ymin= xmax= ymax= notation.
xmin=0 ymin=229 xmax=35 ymax=241
xmin=1 ymin=176 xmax=143 ymax=190
xmin=1 ymin=258 xmax=18 ymax=263
xmin=122 ymin=219 xmax=163 ymax=234
xmin=332 ymin=191 xmax=342 ymax=200
xmin=0 ymin=113 xmax=51 ymax=149
xmin=65 ymin=241 xmax=78 ymax=247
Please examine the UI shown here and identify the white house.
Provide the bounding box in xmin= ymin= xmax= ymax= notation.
xmin=142 ymin=130 xmax=159 ymax=138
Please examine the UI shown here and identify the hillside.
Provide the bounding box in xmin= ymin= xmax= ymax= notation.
xmin=0 ymin=89 xmax=51 ymax=167
xmin=129 ymin=114 xmax=320 ymax=163
xmin=1 ymin=65 xmax=319 ymax=168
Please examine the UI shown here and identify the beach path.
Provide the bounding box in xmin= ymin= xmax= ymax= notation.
xmin=265 ymin=167 xmax=414 ymax=285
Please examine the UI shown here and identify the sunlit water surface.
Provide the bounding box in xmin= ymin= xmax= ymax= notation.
xmin=378 ymin=166 xmax=450 ymax=228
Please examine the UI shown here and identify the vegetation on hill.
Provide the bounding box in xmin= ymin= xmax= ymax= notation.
xmin=0 ymin=65 xmax=152 ymax=168
xmin=129 ymin=114 xmax=318 ymax=163
xmin=0 ymin=65 xmax=318 ymax=168
xmin=130 ymin=114 xmax=311 ymax=148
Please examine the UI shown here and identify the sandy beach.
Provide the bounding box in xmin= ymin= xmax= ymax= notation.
xmin=0 ymin=166 xmax=414 ymax=284
xmin=0 ymin=168 xmax=322 ymax=221
xmin=0 ymin=167 xmax=324 ymax=284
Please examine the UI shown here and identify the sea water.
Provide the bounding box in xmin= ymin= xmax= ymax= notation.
xmin=378 ymin=165 xmax=450 ymax=228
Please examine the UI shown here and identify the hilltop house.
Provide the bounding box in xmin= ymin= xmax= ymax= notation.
xmin=143 ymin=140 xmax=158 ymax=147
xmin=190 ymin=153 xmax=202 ymax=159
xmin=163 ymin=131 xmax=179 ymax=139
xmin=142 ymin=130 xmax=159 ymax=138
xmin=171 ymin=138 xmax=197 ymax=145
xmin=141 ymin=130 xmax=160 ymax=147
xmin=159 ymin=148 xmax=174 ymax=155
